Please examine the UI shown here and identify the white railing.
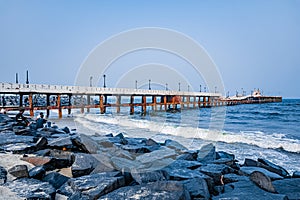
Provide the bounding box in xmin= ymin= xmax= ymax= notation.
xmin=0 ymin=82 xmax=221 ymax=97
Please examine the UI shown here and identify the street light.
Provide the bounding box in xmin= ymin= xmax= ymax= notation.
xmin=135 ymin=80 xmax=137 ymax=89
xmin=215 ymin=86 xmax=217 ymax=93
xmin=89 ymin=76 xmax=93 ymax=87
xmin=16 ymin=73 xmax=18 ymax=84
xmin=188 ymin=85 xmax=190 ymax=92
xmin=178 ymin=82 xmax=181 ymax=91
xmin=148 ymin=79 xmax=151 ymax=90
xmin=103 ymin=74 xmax=106 ymax=88
xmin=199 ymin=84 xmax=201 ymax=92
xmin=26 ymin=70 xmax=29 ymax=84
xmin=204 ymin=86 xmax=206 ymax=92
xmin=166 ymin=83 xmax=168 ymax=91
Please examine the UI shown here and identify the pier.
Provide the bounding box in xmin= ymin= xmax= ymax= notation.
xmin=0 ymin=83 xmax=282 ymax=118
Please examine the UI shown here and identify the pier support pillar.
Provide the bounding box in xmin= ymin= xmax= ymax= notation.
xmin=19 ymin=93 xmax=23 ymax=107
xmin=203 ymin=96 xmax=207 ymax=107
xmin=87 ymin=95 xmax=90 ymax=113
xmin=163 ymin=96 xmax=167 ymax=111
xmin=57 ymin=94 xmax=62 ymax=118
xmin=130 ymin=95 xmax=134 ymax=115
xmin=68 ymin=94 xmax=72 ymax=115
xmin=187 ymin=96 xmax=190 ymax=109
xmin=29 ymin=93 xmax=34 ymax=117
xmin=142 ymin=95 xmax=147 ymax=115
xmin=46 ymin=94 xmax=50 ymax=118
xmin=100 ymin=95 xmax=106 ymax=114
xmin=116 ymin=95 xmax=121 ymax=113
xmin=152 ymin=96 xmax=157 ymax=111
xmin=193 ymin=97 xmax=196 ymax=108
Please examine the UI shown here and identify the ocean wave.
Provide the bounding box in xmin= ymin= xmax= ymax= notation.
xmin=74 ymin=113 xmax=300 ymax=154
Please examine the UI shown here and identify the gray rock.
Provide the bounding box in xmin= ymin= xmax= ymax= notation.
xmin=239 ymin=166 xmax=283 ymax=180
xmin=43 ymin=172 xmax=69 ymax=189
xmin=131 ymin=169 xmax=168 ymax=184
xmin=90 ymin=153 xmax=115 ymax=174
xmin=197 ymin=143 xmax=216 ymax=163
xmin=223 ymin=173 xmax=248 ymax=184
xmin=111 ymin=156 xmax=142 ymax=172
xmin=35 ymin=136 xmax=48 ymax=150
xmin=212 ymin=177 xmax=288 ymax=200
xmin=58 ymin=172 xmax=126 ymax=199
xmin=8 ymin=165 xmax=29 ymax=178
xmin=43 ymin=154 xmax=74 ymax=171
xmin=2 ymin=142 xmax=36 ymax=154
xmin=257 ymin=158 xmax=290 ymax=178
xmin=72 ymin=134 xmax=99 ymax=153
xmin=47 ymin=136 xmax=74 ymax=150
xmin=181 ymin=178 xmax=210 ymax=199
xmin=136 ymin=147 xmax=177 ymax=164
xmin=0 ymin=131 xmax=34 ymax=146
xmin=167 ymin=160 xmax=202 ymax=170
xmin=199 ymin=164 xmax=235 ymax=185
xmin=0 ymin=166 xmax=7 ymax=184
xmin=244 ymin=158 xmax=258 ymax=166
xmin=99 ymin=181 xmax=191 ymax=200
xmin=164 ymin=139 xmax=188 ymax=151
xmin=71 ymin=153 xmax=99 ymax=177
xmin=292 ymin=171 xmax=300 ymax=178
xmin=28 ymin=165 xmax=46 ymax=180
xmin=5 ymin=178 xmax=56 ymax=200
xmin=273 ymin=178 xmax=300 ymax=200
xmin=250 ymin=171 xmax=277 ymax=193
xmin=121 ymin=144 xmax=152 ymax=153
xmin=163 ymin=167 xmax=209 ymax=180
xmin=176 ymin=150 xmax=198 ymax=161
xmin=216 ymin=151 xmax=235 ymax=160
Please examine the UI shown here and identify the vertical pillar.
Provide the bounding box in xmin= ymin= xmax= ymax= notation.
xmin=172 ymin=96 xmax=176 ymax=110
xmin=187 ymin=96 xmax=190 ymax=109
xmin=152 ymin=96 xmax=157 ymax=111
xmin=87 ymin=95 xmax=90 ymax=113
xmin=130 ymin=95 xmax=134 ymax=115
xmin=46 ymin=94 xmax=50 ymax=118
xmin=207 ymin=97 xmax=211 ymax=107
xmin=68 ymin=94 xmax=72 ymax=115
xmin=100 ymin=95 xmax=105 ymax=114
xmin=164 ymin=96 xmax=167 ymax=111
xmin=29 ymin=93 xmax=34 ymax=117
xmin=57 ymin=94 xmax=62 ymax=118
xmin=203 ymin=96 xmax=206 ymax=107
xmin=142 ymin=95 xmax=147 ymax=115
xmin=198 ymin=96 xmax=201 ymax=108
xmin=116 ymin=95 xmax=121 ymax=113
xmin=193 ymin=97 xmax=196 ymax=108
xmin=19 ymin=93 xmax=23 ymax=107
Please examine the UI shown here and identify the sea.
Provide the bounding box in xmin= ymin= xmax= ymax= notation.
xmin=51 ymin=98 xmax=300 ymax=174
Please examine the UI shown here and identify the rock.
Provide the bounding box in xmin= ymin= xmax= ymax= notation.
xmin=223 ymin=173 xmax=248 ymax=184
xmin=0 ymin=185 xmax=23 ymax=200
xmin=135 ymin=147 xmax=177 ymax=164
xmin=197 ymin=143 xmax=216 ymax=163
xmin=176 ymin=150 xmax=198 ymax=161
xmin=199 ymin=164 xmax=235 ymax=185
xmin=164 ymin=139 xmax=188 ymax=151
xmin=167 ymin=160 xmax=202 ymax=170
xmin=239 ymin=166 xmax=283 ymax=180
xmin=0 ymin=131 xmax=34 ymax=146
xmin=0 ymin=166 xmax=7 ymax=184
xmin=2 ymin=143 xmax=36 ymax=154
xmin=71 ymin=153 xmax=100 ymax=177
xmin=244 ymin=158 xmax=259 ymax=166
xmin=121 ymin=144 xmax=153 ymax=154
xmin=111 ymin=156 xmax=142 ymax=172
xmin=47 ymin=136 xmax=74 ymax=150
xmin=21 ymin=156 xmax=52 ymax=166
xmin=292 ymin=171 xmax=300 ymax=178
xmin=62 ymin=126 xmax=70 ymax=133
xmin=35 ymin=136 xmax=48 ymax=150
xmin=43 ymin=172 xmax=69 ymax=189
xmin=213 ymin=177 xmax=288 ymax=200
xmin=58 ymin=172 xmax=126 ymax=199
xmin=99 ymin=181 xmax=191 ymax=200
xmin=8 ymin=165 xmax=29 ymax=178
xmin=163 ymin=167 xmax=209 ymax=180
xmin=90 ymin=153 xmax=115 ymax=174
xmin=257 ymin=158 xmax=290 ymax=178
xmin=250 ymin=171 xmax=277 ymax=193
xmin=28 ymin=165 xmax=46 ymax=180
xmin=273 ymin=178 xmax=300 ymax=200
xmin=42 ymin=150 xmax=75 ymax=171
xmin=73 ymin=134 xmax=100 ymax=154
xmin=216 ymin=151 xmax=235 ymax=160
xmin=5 ymin=178 xmax=56 ymax=199
xmin=131 ymin=168 xmax=168 ymax=184
xmin=181 ymin=178 xmax=210 ymax=199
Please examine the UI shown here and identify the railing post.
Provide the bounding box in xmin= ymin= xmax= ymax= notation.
xmin=29 ymin=93 xmax=34 ymax=117
xmin=57 ymin=94 xmax=62 ymax=118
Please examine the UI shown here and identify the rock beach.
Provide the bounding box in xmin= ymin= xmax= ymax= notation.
xmin=0 ymin=113 xmax=298 ymax=199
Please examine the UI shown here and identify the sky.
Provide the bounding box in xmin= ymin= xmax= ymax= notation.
xmin=1 ymin=0 xmax=300 ymax=98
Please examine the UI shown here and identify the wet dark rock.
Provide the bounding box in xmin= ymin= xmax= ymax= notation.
xmin=197 ymin=143 xmax=216 ymax=163
xmin=43 ymin=156 xmax=74 ymax=171
xmin=164 ymin=139 xmax=188 ymax=151
xmin=47 ymin=136 xmax=74 ymax=150
xmin=0 ymin=131 xmax=34 ymax=146
xmin=273 ymin=178 xmax=300 ymax=200
xmin=35 ymin=136 xmax=48 ymax=150
xmin=72 ymin=134 xmax=99 ymax=153
xmin=176 ymin=150 xmax=198 ymax=161
xmin=71 ymin=153 xmax=100 ymax=177
xmin=121 ymin=144 xmax=152 ymax=153
xmin=244 ymin=158 xmax=258 ymax=166
xmin=213 ymin=177 xmax=288 ymax=200
xmin=292 ymin=171 xmax=300 ymax=178
xmin=223 ymin=173 xmax=247 ymax=184
xmin=167 ymin=159 xmax=202 ymax=170
xmin=131 ymin=169 xmax=168 ymax=184
xmin=62 ymin=126 xmax=70 ymax=133
xmin=21 ymin=155 xmax=52 ymax=166
xmin=0 ymin=165 xmax=7 ymax=184
xmin=8 ymin=165 xmax=29 ymax=178
xmin=13 ymin=127 xmax=35 ymax=136
xmin=5 ymin=178 xmax=56 ymax=200
xmin=199 ymin=164 xmax=235 ymax=185
xmin=99 ymin=181 xmax=191 ymax=200
xmin=136 ymin=147 xmax=177 ymax=164
xmin=163 ymin=167 xmax=209 ymax=180
xmin=216 ymin=151 xmax=235 ymax=160
xmin=105 ymin=133 xmax=113 ymax=137
xmin=58 ymin=172 xmax=126 ymax=199
xmin=239 ymin=166 xmax=283 ymax=180
xmin=28 ymin=165 xmax=46 ymax=180
xmin=181 ymin=178 xmax=210 ymax=199
xmin=250 ymin=171 xmax=277 ymax=193
xmin=2 ymin=142 xmax=36 ymax=154
xmin=257 ymin=158 xmax=290 ymax=178
xmin=42 ymin=172 xmax=69 ymax=189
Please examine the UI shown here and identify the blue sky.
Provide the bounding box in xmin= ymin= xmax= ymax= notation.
xmin=1 ymin=0 xmax=300 ymax=98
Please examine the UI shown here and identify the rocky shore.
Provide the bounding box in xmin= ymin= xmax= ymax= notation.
xmin=0 ymin=113 xmax=299 ymax=200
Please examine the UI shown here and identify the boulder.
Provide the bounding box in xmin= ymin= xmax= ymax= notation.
xmin=0 ymin=131 xmax=34 ymax=146
xmin=257 ymin=158 xmax=290 ymax=178
xmin=28 ymin=165 xmax=46 ymax=180
xmin=47 ymin=136 xmax=74 ymax=150
xmin=131 ymin=169 xmax=168 ymax=184
xmin=71 ymin=134 xmax=99 ymax=153
xmin=135 ymin=147 xmax=177 ymax=164
xmin=121 ymin=144 xmax=152 ymax=154
xmin=58 ymin=172 xmax=126 ymax=199
xmin=273 ymin=178 xmax=300 ymax=200
xmin=197 ymin=143 xmax=216 ymax=163
xmin=239 ymin=166 xmax=283 ymax=180
xmin=292 ymin=171 xmax=300 ymax=178
xmin=163 ymin=167 xmax=209 ymax=180
xmin=8 ymin=165 xmax=29 ymax=178
xmin=99 ymin=181 xmax=191 ymax=200
xmin=71 ymin=153 xmax=99 ymax=177
xmin=111 ymin=156 xmax=142 ymax=172
xmin=0 ymin=166 xmax=7 ymax=184
xmin=42 ymin=172 xmax=69 ymax=189
xmin=90 ymin=153 xmax=115 ymax=174
xmin=199 ymin=164 xmax=235 ymax=185
xmin=2 ymin=143 xmax=36 ymax=154
xmin=181 ymin=178 xmax=210 ymax=199
xmin=212 ymin=177 xmax=288 ymax=200
xmin=21 ymin=156 xmax=52 ymax=166
xmin=164 ymin=139 xmax=188 ymax=151
xmin=250 ymin=171 xmax=277 ymax=193
xmin=176 ymin=150 xmax=198 ymax=161
xmin=35 ymin=136 xmax=48 ymax=150
xmin=216 ymin=151 xmax=235 ymax=160
xmin=5 ymin=178 xmax=56 ymax=199
xmin=167 ymin=160 xmax=202 ymax=170
xmin=244 ymin=158 xmax=259 ymax=166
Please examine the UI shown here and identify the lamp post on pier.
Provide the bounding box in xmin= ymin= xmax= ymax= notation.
xmin=16 ymin=73 xmax=18 ymax=84
xmin=166 ymin=83 xmax=168 ymax=91
xmin=148 ymin=79 xmax=151 ymax=90
xmin=188 ymin=85 xmax=190 ymax=92
xmin=178 ymin=82 xmax=181 ymax=91
xmin=199 ymin=84 xmax=201 ymax=92
xmin=26 ymin=70 xmax=29 ymax=84
xmin=89 ymin=76 xmax=93 ymax=87
xmin=103 ymin=74 xmax=106 ymax=88
xmin=135 ymin=80 xmax=137 ymax=89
